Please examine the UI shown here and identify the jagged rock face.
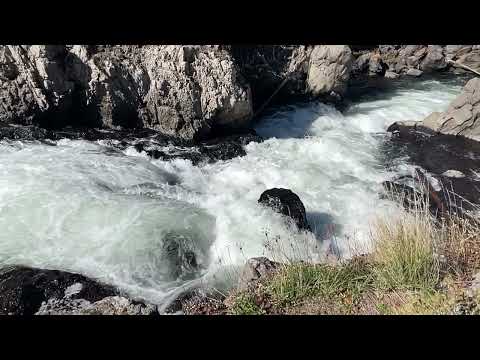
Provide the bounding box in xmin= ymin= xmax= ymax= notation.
xmin=416 ymin=78 xmax=480 ymax=141
xmin=0 ymin=45 xmax=75 ymax=126
xmin=0 ymin=45 xmax=253 ymax=141
xmin=142 ymin=45 xmax=252 ymax=140
xmin=306 ymin=45 xmax=354 ymax=99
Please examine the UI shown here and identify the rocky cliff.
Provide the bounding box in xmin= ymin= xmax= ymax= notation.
xmin=1 ymin=45 xmax=355 ymax=142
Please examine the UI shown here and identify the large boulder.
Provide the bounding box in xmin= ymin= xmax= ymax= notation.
xmin=306 ymin=45 xmax=354 ymax=99
xmin=237 ymin=257 xmax=279 ymax=291
xmin=258 ymin=188 xmax=311 ymax=231
xmin=420 ymin=45 xmax=447 ymax=72
xmin=415 ymin=77 xmax=480 ymax=142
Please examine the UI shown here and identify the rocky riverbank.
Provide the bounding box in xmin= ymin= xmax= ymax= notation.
xmin=2 ymin=44 xmax=480 ymax=315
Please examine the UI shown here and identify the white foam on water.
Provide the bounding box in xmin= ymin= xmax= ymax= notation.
xmin=0 ymin=78 xmax=462 ymax=305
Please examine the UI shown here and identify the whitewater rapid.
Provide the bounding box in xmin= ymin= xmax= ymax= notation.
xmin=0 ymin=77 xmax=463 ymax=306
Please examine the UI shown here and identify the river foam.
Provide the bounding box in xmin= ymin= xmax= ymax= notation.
xmin=0 ymin=77 xmax=463 ymax=306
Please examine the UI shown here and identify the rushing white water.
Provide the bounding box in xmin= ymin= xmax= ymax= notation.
xmin=0 ymin=77 xmax=463 ymax=307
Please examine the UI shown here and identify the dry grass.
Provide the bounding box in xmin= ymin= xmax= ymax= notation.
xmin=370 ymin=210 xmax=440 ymax=291
xmin=224 ymin=178 xmax=480 ymax=315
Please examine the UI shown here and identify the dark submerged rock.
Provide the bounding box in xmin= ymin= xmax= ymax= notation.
xmin=0 ymin=123 xmax=263 ymax=165
xmin=258 ymin=188 xmax=311 ymax=231
xmin=386 ymin=124 xmax=480 ymax=213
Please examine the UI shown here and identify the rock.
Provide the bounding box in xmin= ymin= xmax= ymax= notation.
xmin=231 ymin=45 xmax=311 ymax=111
xmin=456 ymin=50 xmax=480 ymax=73
xmin=382 ymin=179 xmax=449 ymax=217
xmin=422 ymin=112 xmax=442 ymax=131
xmin=0 ymin=124 xmax=54 ymax=141
xmin=36 ymin=296 xmax=158 ymax=315
xmin=0 ymin=45 xmax=254 ymax=142
xmin=368 ymin=53 xmax=387 ymax=76
xmin=258 ymin=188 xmax=311 ymax=231
xmin=406 ymin=68 xmax=423 ymax=77
xmin=353 ymin=53 xmax=371 ymax=73
xmin=384 ymin=70 xmax=400 ymax=79
xmin=307 ymin=45 xmax=354 ymax=99
xmin=161 ymin=232 xmax=200 ymax=281
xmin=0 ymin=265 xmax=117 ymax=315
xmin=418 ymin=78 xmax=480 ymax=142
xmin=420 ymin=45 xmax=447 ymax=72
xmin=442 ymin=170 xmax=466 ymax=178
xmin=387 ymin=121 xmax=480 ymax=210
xmin=0 ymin=122 xmax=263 ymax=165
xmin=237 ymin=257 xmax=279 ymax=291
xmin=0 ymin=45 xmax=76 ymax=128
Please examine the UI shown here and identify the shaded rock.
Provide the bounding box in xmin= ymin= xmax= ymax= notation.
xmin=161 ymin=232 xmax=200 ymax=281
xmin=382 ymin=180 xmax=445 ymax=216
xmin=133 ymin=129 xmax=263 ymax=165
xmin=420 ymin=45 xmax=447 ymax=72
xmin=386 ymin=122 xmax=480 ymax=209
xmin=307 ymin=45 xmax=354 ymax=99
xmin=0 ymin=265 xmax=117 ymax=315
xmin=0 ymin=122 xmax=263 ymax=165
xmin=258 ymin=188 xmax=311 ymax=231
xmin=406 ymin=68 xmax=423 ymax=77
xmin=237 ymin=257 xmax=279 ymax=292
xmin=417 ymin=78 xmax=480 ymax=142
xmin=231 ymin=45 xmax=311 ymax=112
xmin=368 ymin=53 xmax=387 ymax=76
xmin=0 ymin=124 xmax=55 ymax=141
xmin=353 ymin=53 xmax=371 ymax=73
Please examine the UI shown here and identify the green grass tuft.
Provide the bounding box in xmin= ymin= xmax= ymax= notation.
xmin=230 ymin=293 xmax=264 ymax=315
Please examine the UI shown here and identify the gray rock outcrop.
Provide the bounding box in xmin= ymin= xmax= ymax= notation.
xmin=1 ymin=45 xmax=253 ymax=141
xmin=306 ymin=45 xmax=354 ymax=99
xmin=415 ymin=77 xmax=480 ymax=141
